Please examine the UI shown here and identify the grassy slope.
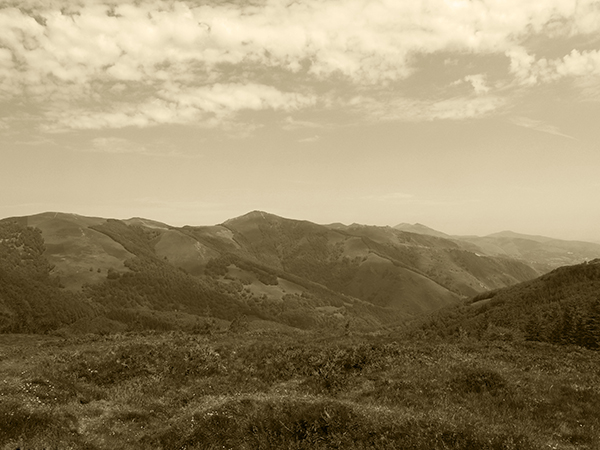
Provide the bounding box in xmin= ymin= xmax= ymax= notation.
xmin=219 ymin=212 xmax=538 ymax=309
xmin=415 ymin=260 xmax=600 ymax=346
xmin=87 ymin=218 xmax=407 ymax=331
xmin=23 ymin=213 xmax=135 ymax=290
xmin=0 ymin=219 xmax=98 ymax=332
xmin=0 ymin=330 xmax=598 ymax=449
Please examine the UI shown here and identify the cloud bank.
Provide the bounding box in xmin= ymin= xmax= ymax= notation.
xmin=1 ymin=0 xmax=599 ymax=130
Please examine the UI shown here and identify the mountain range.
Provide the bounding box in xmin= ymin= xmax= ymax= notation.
xmin=2 ymin=210 xmax=600 ymax=334
xmin=394 ymin=223 xmax=600 ymax=271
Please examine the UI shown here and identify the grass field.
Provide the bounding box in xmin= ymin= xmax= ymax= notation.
xmin=1 ymin=329 xmax=599 ymax=449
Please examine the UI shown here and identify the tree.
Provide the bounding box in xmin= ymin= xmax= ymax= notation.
xmin=560 ymin=307 xmax=575 ymax=345
xmin=583 ymin=298 xmax=600 ymax=349
xmin=525 ymin=314 xmax=542 ymax=342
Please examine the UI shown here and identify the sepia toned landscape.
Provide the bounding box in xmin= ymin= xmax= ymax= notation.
xmin=2 ymin=0 xmax=600 ymax=448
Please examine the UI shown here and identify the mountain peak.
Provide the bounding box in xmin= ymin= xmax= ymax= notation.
xmin=393 ymin=222 xmax=450 ymax=238
xmin=223 ymin=210 xmax=279 ymax=224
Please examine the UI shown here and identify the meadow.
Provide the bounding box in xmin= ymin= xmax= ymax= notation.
xmin=1 ymin=327 xmax=599 ymax=449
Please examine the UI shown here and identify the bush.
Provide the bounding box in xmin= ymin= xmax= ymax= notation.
xmin=481 ymin=324 xmax=521 ymax=342
xmin=153 ymin=396 xmax=535 ymax=450
xmin=450 ymin=367 xmax=507 ymax=395
xmin=68 ymin=338 xmax=224 ymax=385
xmin=0 ymin=399 xmax=78 ymax=445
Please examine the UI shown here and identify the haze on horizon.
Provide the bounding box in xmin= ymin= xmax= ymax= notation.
xmin=1 ymin=0 xmax=599 ymax=242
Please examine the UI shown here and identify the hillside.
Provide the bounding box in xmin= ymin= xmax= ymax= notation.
xmin=418 ymin=259 xmax=600 ymax=349
xmin=459 ymin=232 xmax=600 ymax=271
xmin=0 ymin=220 xmax=98 ymax=332
xmin=0 ymin=210 xmax=547 ymax=334
xmin=393 ymin=222 xmax=600 ymax=271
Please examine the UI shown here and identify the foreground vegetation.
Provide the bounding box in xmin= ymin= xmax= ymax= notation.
xmin=1 ymin=328 xmax=599 ymax=449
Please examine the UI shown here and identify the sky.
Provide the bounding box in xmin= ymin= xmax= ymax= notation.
xmin=1 ymin=0 xmax=600 ymax=241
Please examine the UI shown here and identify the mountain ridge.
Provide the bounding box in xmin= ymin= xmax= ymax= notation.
xmin=1 ymin=210 xmax=590 ymax=334
xmin=393 ymin=221 xmax=600 ymax=270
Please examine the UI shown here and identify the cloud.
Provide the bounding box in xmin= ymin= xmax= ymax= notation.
xmin=282 ymin=116 xmax=324 ymax=130
xmin=161 ymin=83 xmax=316 ymax=117
xmin=43 ymin=83 xmax=315 ymax=130
xmin=1 ymin=0 xmax=599 ymax=130
xmin=510 ymin=116 xmax=576 ymax=139
xmin=428 ymin=96 xmax=505 ymax=120
xmin=463 ymin=74 xmax=490 ymax=94
xmin=348 ymin=94 xmax=506 ymax=122
xmin=507 ymin=47 xmax=600 ymax=87
xmin=556 ymin=49 xmax=600 ymax=77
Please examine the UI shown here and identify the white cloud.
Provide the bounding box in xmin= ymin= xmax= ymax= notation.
xmin=349 ymin=94 xmax=506 ymax=122
xmin=510 ymin=116 xmax=576 ymax=139
xmin=1 ymin=0 xmax=599 ymax=130
xmin=428 ymin=96 xmax=505 ymax=120
xmin=43 ymin=83 xmax=315 ymax=130
xmin=507 ymin=47 xmax=600 ymax=87
xmin=464 ymin=74 xmax=490 ymax=94
xmin=298 ymin=135 xmax=320 ymax=143
xmin=557 ymin=49 xmax=600 ymax=77
xmin=160 ymin=83 xmax=316 ymax=117
xmin=282 ymin=116 xmax=325 ymax=130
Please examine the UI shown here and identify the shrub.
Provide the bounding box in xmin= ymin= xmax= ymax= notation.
xmin=152 ymin=396 xmax=535 ymax=450
xmin=482 ymin=324 xmax=521 ymax=342
xmin=68 ymin=338 xmax=224 ymax=386
xmin=450 ymin=367 xmax=507 ymax=395
xmin=0 ymin=399 xmax=78 ymax=444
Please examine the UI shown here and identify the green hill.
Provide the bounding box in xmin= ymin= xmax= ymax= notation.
xmin=418 ymin=259 xmax=600 ymax=349
xmin=0 ymin=220 xmax=98 ymax=332
xmin=0 ymin=210 xmax=549 ymax=334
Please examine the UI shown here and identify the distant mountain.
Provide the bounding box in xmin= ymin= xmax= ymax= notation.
xmin=418 ymin=259 xmax=600 ymax=349
xmin=486 ymin=230 xmax=556 ymax=241
xmin=0 ymin=211 xmax=542 ymax=334
xmin=393 ymin=222 xmax=600 ymax=272
xmin=458 ymin=231 xmax=600 ymax=271
xmin=393 ymin=223 xmax=452 ymax=239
